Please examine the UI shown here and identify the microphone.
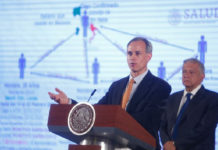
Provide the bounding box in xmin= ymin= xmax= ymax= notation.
xmin=87 ymin=89 xmax=97 ymax=102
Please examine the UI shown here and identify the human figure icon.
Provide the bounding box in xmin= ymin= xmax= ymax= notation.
xmin=18 ymin=53 xmax=26 ymax=79
xmin=198 ymin=35 xmax=207 ymax=64
xmin=158 ymin=61 xmax=166 ymax=79
xmin=81 ymin=10 xmax=89 ymax=37
xmin=92 ymin=58 xmax=100 ymax=84
xmin=81 ymin=10 xmax=90 ymax=77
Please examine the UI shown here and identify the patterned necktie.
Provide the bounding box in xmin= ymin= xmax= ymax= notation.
xmin=172 ymin=93 xmax=192 ymax=140
xmin=121 ymin=78 xmax=135 ymax=109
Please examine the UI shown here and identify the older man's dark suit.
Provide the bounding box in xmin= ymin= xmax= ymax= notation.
xmin=98 ymin=71 xmax=171 ymax=150
xmin=160 ymin=86 xmax=218 ymax=150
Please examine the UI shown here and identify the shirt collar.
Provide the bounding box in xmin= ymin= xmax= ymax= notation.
xmin=129 ymin=69 xmax=148 ymax=84
xmin=183 ymin=84 xmax=202 ymax=97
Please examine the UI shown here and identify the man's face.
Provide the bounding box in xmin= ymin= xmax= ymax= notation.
xmin=182 ymin=61 xmax=205 ymax=91
xmin=127 ymin=40 xmax=152 ymax=77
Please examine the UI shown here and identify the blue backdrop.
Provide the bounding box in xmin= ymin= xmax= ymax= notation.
xmin=0 ymin=0 xmax=218 ymax=149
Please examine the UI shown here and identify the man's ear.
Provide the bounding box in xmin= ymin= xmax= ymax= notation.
xmin=201 ymin=73 xmax=205 ymax=80
xmin=146 ymin=53 xmax=152 ymax=61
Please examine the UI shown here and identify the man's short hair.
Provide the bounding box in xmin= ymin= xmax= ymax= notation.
xmin=183 ymin=58 xmax=205 ymax=74
xmin=127 ymin=37 xmax=152 ymax=53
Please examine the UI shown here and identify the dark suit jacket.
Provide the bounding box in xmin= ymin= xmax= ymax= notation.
xmin=160 ymin=86 xmax=218 ymax=150
xmin=98 ymin=71 xmax=171 ymax=150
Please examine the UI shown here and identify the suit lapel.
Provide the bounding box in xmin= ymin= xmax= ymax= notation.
xmin=171 ymin=92 xmax=184 ymax=124
xmin=117 ymin=76 xmax=129 ymax=105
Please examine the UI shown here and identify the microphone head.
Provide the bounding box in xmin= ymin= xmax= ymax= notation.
xmin=91 ymin=89 xmax=97 ymax=96
xmin=87 ymin=89 xmax=97 ymax=102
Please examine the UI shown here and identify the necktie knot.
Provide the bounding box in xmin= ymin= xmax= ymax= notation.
xmin=186 ymin=93 xmax=192 ymax=101
xmin=129 ymin=78 xmax=135 ymax=85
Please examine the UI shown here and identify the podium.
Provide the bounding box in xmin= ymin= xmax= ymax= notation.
xmin=47 ymin=104 xmax=156 ymax=150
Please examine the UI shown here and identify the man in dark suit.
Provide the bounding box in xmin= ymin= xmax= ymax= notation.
xmin=160 ymin=58 xmax=218 ymax=150
xmin=48 ymin=37 xmax=172 ymax=150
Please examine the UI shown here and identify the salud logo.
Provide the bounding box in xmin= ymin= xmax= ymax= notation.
xmin=168 ymin=7 xmax=218 ymax=26
xmin=168 ymin=9 xmax=182 ymax=26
